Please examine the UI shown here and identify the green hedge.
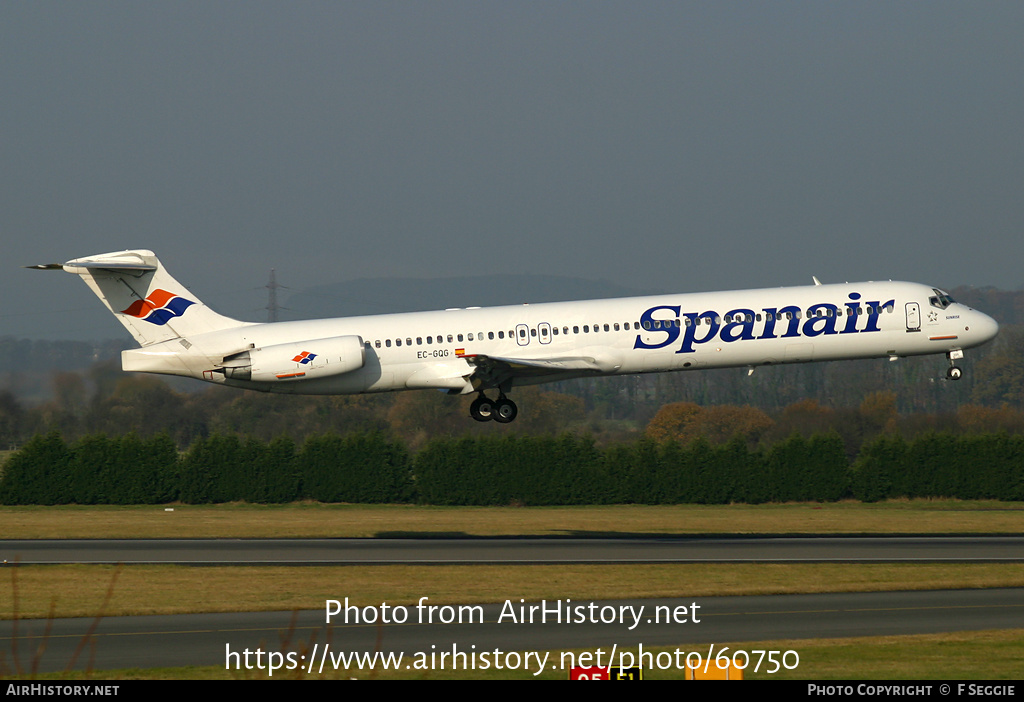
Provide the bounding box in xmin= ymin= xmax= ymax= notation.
xmin=1 ymin=431 xmax=1021 ymax=505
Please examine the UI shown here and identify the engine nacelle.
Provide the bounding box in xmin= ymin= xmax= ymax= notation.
xmin=220 ymin=335 xmax=365 ymax=382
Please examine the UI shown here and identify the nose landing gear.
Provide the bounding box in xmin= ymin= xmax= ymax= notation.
xmin=470 ymin=393 xmax=518 ymax=423
xmin=946 ymin=349 xmax=964 ymax=381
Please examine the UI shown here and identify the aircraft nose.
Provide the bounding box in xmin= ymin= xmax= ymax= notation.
xmin=969 ymin=310 xmax=999 ymax=344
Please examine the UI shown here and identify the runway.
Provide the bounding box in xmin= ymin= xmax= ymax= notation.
xmin=3 ymin=535 xmax=1024 ymax=564
xmin=3 ymin=535 xmax=1023 ymax=675
xmin=3 ymin=589 xmax=1023 ymax=675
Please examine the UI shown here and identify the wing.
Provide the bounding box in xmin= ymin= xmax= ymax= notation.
xmin=460 ymin=350 xmax=623 ymax=393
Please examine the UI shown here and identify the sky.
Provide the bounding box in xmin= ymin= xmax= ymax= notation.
xmin=3 ymin=2 xmax=1023 ymax=340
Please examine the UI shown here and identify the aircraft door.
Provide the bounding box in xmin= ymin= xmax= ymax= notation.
xmin=905 ymin=302 xmax=921 ymax=332
xmin=538 ymin=322 xmax=551 ymax=345
xmin=516 ymin=323 xmax=530 ymax=347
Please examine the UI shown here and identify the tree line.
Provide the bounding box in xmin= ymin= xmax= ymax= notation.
xmin=2 ymin=429 xmax=1021 ymax=505
xmin=4 ymin=351 xmax=1024 ymax=456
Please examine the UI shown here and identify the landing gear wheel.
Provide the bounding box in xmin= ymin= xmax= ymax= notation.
xmin=470 ymin=395 xmax=495 ymax=422
xmin=493 ymin=398 xmax=518 ymax=424
xmin=947 ymin=366 xmax=963 ymax=381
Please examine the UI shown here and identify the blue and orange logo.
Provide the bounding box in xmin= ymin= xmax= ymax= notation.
xmin=120 ymin=289 xmax=195 ymax=326
xmin=292 ymin=351 xmax=317 ymax=364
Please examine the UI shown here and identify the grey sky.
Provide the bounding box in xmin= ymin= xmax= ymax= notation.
xmin=3 ymin=2 xmax=1022 ymax=339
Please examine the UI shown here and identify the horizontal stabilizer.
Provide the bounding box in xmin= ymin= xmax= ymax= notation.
xmin=62 ymin=252 xmax=157 ymax=275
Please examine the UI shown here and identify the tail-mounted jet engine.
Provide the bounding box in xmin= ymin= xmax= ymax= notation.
xmin=219 ymin=336 xmax=365 ymax=382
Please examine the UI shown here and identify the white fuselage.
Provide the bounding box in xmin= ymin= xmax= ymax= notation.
xmin=121 ymin=280 xmax=999 ymax=396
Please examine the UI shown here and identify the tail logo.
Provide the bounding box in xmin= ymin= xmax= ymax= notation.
xmin=292 ymin=351 xmax=317 ymax=364
xmin=121 ymin=289 xmax=195 ymax=326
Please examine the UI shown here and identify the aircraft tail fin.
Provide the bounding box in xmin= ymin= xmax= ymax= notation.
xmin=54 ymin=250 xmax=249 ymax=346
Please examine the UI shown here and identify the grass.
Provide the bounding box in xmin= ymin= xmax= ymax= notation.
xmin=4 ymin=562 xmax=1024 ymax=619
xmin=1 ymin=499 xmax=1023 ymax=539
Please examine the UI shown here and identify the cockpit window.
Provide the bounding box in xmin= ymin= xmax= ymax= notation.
xmin=929 ymin=288 xmax=956 ymax=310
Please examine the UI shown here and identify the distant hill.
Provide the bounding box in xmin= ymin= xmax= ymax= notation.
xmin=283 ymin=275 xmax=658 ymax=320
xmin=950 ymin=286 xmax=1024 ymax=327
xmin=0 ymin=338 xmax=128 ymax=373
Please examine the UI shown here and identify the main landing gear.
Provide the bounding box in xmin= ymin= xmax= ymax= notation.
xmin=470 ymin=393 xmax=518 ymax=423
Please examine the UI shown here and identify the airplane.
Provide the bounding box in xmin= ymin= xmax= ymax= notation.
xmin=31 ymin=249 xmax=999 ymax=423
